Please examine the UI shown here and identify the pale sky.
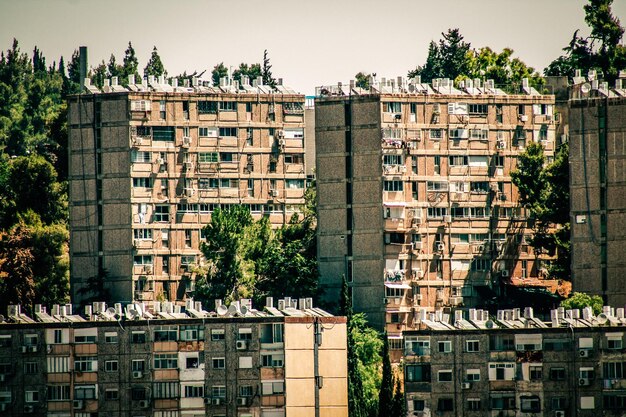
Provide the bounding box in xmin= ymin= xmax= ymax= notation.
xmin=1 ymin=0 xmax=625 ymax=95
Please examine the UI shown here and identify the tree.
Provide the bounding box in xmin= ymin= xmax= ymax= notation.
xmin=545 ymin=0 xmax=626 ymax=82
xmin=391 ymin=378 xmax=406 ymax=417
xmin=0 ymin=222 xmax=36 ymax=313
xmin=560 ymin=292 xmax=603 ymax=315
xmin=211 ymin=62 xmax=228 ymax=86
xmin=351 ymin=313 xmax=383 ymax=416
xmin=90 ymin=60 xmax=107 ymax=89
xmin=106 ymin=53 xmax=122 ymax=79
xmin=121 ymin=41 xmax=140 ymax=85
xmin=232 ymin=63 xmax=262 ymax=83
xmin=408 ymin=29 xmax=470 ymax=82
xmin=464 ymin=47 xmax=545 ymax=91
xmin=144 ymin=46 xmax=166 ymax=79
xmin=262 ymin=49 xmax=276 ymax=88
xmin=511 ymin=142 xmax=571 ymax=280
xmin=378 ymin=333 xmax=394 ymax=417
xmin=355 ymin=72 xmax=370 ymax=89
xmin=77 ymin=267 xmax=112 ymax=307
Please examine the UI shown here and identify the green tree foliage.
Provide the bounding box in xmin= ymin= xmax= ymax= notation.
xmin=464 ymin=47 xmax=545 ymax=91
xmin=211 ymin=62 xmax=228 ymax=86
xmin=408 ymin=29 xmax=471 ymax=82
xmin=378 ymin=333 xmax=394 ymax=417
xmin=121 ymin=41 xmax=140 ymax=85
xmin=391 ymin=378 xmax=406 ymax=417
xmin=511 ymin=142 xmax=571 ymax=279
xmin=232 ymin=63 xmax=262 ymax=83
xmin=355 ymin=72 xmax=371 ymax=89
xmin=560 ymin=292 xmax=603 ymax=315
xmin=106 ymin=54 xmax=122 ymax=79
xmin=351 ymin=314 xmax=383 ymax=416
xmin=144 ymin=46 xmax=167 ymax=79
xmin=77 ymin=267 xmax=112 ymax=307
xmin=0 ymin=222 xmax=36 ymax=313
xmin=90 ymin=60 xmax=108 ymax=89
xmin=262 ymin=49 xmax=276 ymax=87
xmin=545 ymin=0 xmax=626 ymax=82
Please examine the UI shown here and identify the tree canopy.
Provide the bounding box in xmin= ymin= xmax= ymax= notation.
xmin=144 ymin=46 xmax=166 ymax=78
xmin=560 ymin=292 xmax=603 ymax=315
xmin=545 ymin=0 xmax=626 ymax=82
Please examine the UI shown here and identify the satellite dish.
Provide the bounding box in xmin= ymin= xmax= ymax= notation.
xmin=581 ymin=83 xmax=591 ymax=94
xmin=217 ymin=305 xmax=228 ymax=316
xmin=597 ymin=313 xmax=608 ymax=324
xmin=106 ymin=307 xmax=116 ymax=316
xmin=485 ymin=320 xmax=495 ymax=329
xmin=240 ymin=305 xmax=249 ymax=316
xmin=0 ymin=314 xmax=4 ymax=323
xmin=228 ymin=304 xmax=239 ymax=316
xmin=129 ymin=309 xmax=140 ymax=320
xmin=408 ymin=84 xmax=415 ymax=93
xmin=134 ymin=303 xmax=143 ymax=317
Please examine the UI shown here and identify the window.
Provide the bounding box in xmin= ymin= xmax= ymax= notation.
xmin=283 ymin=128 xmax=304 ymax=139
xmin=74 ymin=385 xmax=97 ymax=400
xmin=105 ymin=360 xmax=118 ymax=372
xmin=239 ymin=385 xmax=254 ymax=397
xmin=438 ymin=341 xmax=452 ymax=353
xmin=552 ymin=397 xmax=566 ymax=410
xmin=466 ymin=340 xmax=480 ymax=352
xmin=385 ymin=102 xmax=402 ymax=113
xmin=383 ymin=154 xmax=403 ymax=165
xmin=219 ymin=127 xmax=238 ymax=137
xmin=154 ymin=353 xmax=178 ymax=369
xmin=449 ymin=155 xmax=468 ymax=166
xmin=262 ymin=354 xmax=284 ymax=367
xmin=239 ymin=356 xmax=253 ymax=369
xmin=466 ymin=369 xmax=480 ymax=381
xmin=0 ymin=335 xmax=10 ymax=347
xmin=530 ymin=365 xmax=543 ymax=380
xmin=449 ymin=128 xmax=468 ymax=139
xmin=180 ymin=325 xmax=204 ymax=341
xmin=133 ymin=229 xmax=152 ymax=240
xmin=437 ymin=398 xmax=454 ymax=412
xmin=211 ymin=329 xmax=225 ymax=341
xmin=468 ymin=103 xmax=487 ymax=115
xmin=427 ymin=181 xmax=448 ymax=191
xmin=199 ymin=152 xmax=218 ymax=163
xmin=448 ymin=102 xmax=468 ymax=115
xmin=131 ymin=150 xmax=151 ymax=163
xmin=603 ymin=394 xmax=626 ymax=410
xmin=550 ymin=367 xmax=566 ymax=380
xmin=219 ymin=101 xmax=237 ymax=112
xmin=469 ymin=128 xmax=488 ymax=140
xmin=520 ymin=396 xmax=541 ymax=412
xmin=212 ymin=385 xmax=227 ymax=398
xmin=603 ymin=361 xmax=626 ymax=379
xmin=24 ymin=362 xmax=38 ymax=374
xmin=470 ymin=181 xmax=490 ymax=193
xmin=133 ymin=177 xmax=152 ymax=188
xmin=74 ymin=330 xmax=97 ymax=344
xmin=154 ymin=382 xmax=180 ymax=399
xmin=467 ymin=398 xmax=481 ymax=411
xmin=490 ymin=394 xmax=516 ymax=410
xmin=154 ymin=205 xmax=169 ymax=222
xmin=159 ymin=100 xmax=166 ymax=119
xmin=104 ymin=389 xmax=119 ymax=400
xmin=177 ymin=203 xmax=198 ymax=213
xmin=430 ymin=129 xmax=442 ymax=139
xmin=198 ymin=101 xmax=218 ymax=114
xmin=212 ymin=357 xmax=225 ymax=369
xmin=220 ymin=152 xmax=235 ymax=162
xmin=438 ymin=370 xmax=453 ymax=382
xmin=74 ymin=356 xmax=97 ymax=372
xmin=471 ymin=258 xmax=490 ymax=272
xmin=405 ymin=336 xmax=430 ymax=356
xmin=262 ymin=381 xmax=285 ymax=395
xmin=384 ymin=180 xmax=403 ymax=192
xmin=152 ymin=126 xmax=174 ymax=141
xmin=284 ymin=154 xmax=304 ymax=164
xmin=132 ymin=360 xmax=145 ymax=372
xmin=47 ymin=385 xmax=70 ymax=401
xmin=607 ymin=334 xmax=623 ymax=350
xmin=131 ymin=331 xmax=146 ymax=344
xmin=286 ymin=179 xmax=304 ymax=189
xmin=154 ymin=326 xmax=177 ymax=342
xmin=23 ymin=333 xmax=38 ymax=346
xmin=488 ymin=363 xmax=515 ymax=380
xmin=184 ymin=385 xmax=204 ymax=398
xmin=25 ymin=390 xmax=39 ymax=403
xmin=199 ymin=127 xmax=218 ymax=137
xmin=133 ymin=255 xmax=153 ymax=266
xmin=46 ymin=356 xmax=69 ymax=373
xmin=260 ymin=324 xmax=284 ymax=344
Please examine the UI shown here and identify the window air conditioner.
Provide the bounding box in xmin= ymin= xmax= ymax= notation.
xmin=212 ymin=398 xmax=222 ymax=405
xmin=462 ymin=382 xmax=471 ymax=389
xmin=579 ymin=349 xmax=590 ymax=358
xmin=138 ymin=400 xmax=149 ymax=408
xmin=237 ymin=397 xmax=248 ymax=406
xmin=132 ymin=371 xmax=143 ymax=378
xmin=182 ymin=136 xmax=191 ymax=147
xmin=236 ymin=340 xmax=247 ymax=350
xmin=156 ymin=157 xmax=165 ymax=165
xmin=436 ymin=242 xmax=445 ymax=252
xmin=73 ymin=400 xmax=84 ymax=409
xmin=579 ymin=377 xmax=590 ymax=386
xmin=554 ymin=412 xmax=565 ymax=417
xmin=501 ymin=270 xmax=509 ymax=277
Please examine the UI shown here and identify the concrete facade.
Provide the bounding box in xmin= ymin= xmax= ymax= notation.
xmin=0 ymin=299 xmax=347 ymax=417
xmin=68 ymin=78 xmax=308 ymax=305
xmin=403 ymin=305 xmax=626 ymax=417
xmin=315 ymin=78 xmax=558 ymax=331
xmin=569 ymin=75 xmax=626 ymax=306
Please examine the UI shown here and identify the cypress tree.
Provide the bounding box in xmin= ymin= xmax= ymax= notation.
xmin=378 ymin=333 xmax=394 ymax=417
xmin=391 ymin=378 xmax=406 ymax=417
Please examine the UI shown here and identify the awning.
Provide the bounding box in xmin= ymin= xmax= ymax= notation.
xmin=383 ymin=201 xmax=407 ymax=207
xmin=385 ymin=283 xmax=411 ymax=289
xmin=387 ymin=334 xmax=403 ymax=339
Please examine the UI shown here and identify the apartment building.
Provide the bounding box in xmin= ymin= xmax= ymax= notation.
xmin=68 ymin=75 xmax=308 ymax=305
xmin=0 ymin=297 xmax=347 ymax=417
xmin=569 ymin=71 xmax=626 ymax=307
xmin=315 ymin=77 xmax=558 ymax=331
xmin=403 ymin=305 xmax=626 ymax=417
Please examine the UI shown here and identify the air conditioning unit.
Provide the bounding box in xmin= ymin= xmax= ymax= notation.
xmin=579 ymin=377 xmax=590 ymax=386
xmin=132 ymin=136 xmax=143 ymax=147
xmin=278 ymin=138 xmax=286 ymax=147
xmin=182 ymin=136 xmax=191 ymax=147
xmin=519 ymin=114 xmax=528 ymax=122
xmin=579 ymin=349 xmax=590 ymax=358
xmin=414 ymin=295 xmax=422 ymax=302
xmin=462 ymin=382 xmax=471 ymax=389
xmin=413 ymin=268 xmax=424 ymax=278
xmin=184 ymin=161 xmax=193 ymax=170
xmin=237 ymin=397 xmax=249 ymax=406
xmin=498 ymin=192 xmax=507 ymax=201
xmin=144 ymin=266 xmax=153 ymax=275
xmin=185 ymin=188 xmax=195 ymax=198
xmin=412 ymin=242 xmax=422 ymax=251
xmin=443 ymin=215 xmax=452 ymax=223
xmin=156 ymin=157 xmax=165 ymax=165
xmin=0 ymin=404 xmax=6 ymax=412
xmin=23 ymin=405 xmax=34 ymax=413
xmin=436 ymin=242 xmax=445 ymax=252
xmin=496 ymin=140 xmax=506 ymax=149
xmin=29 ymin=345 xmax=37 ymax=353
xmin=473 ymin=244 xmax=484 ymax=254
xmin=276 ymin=130 xmax=284 ymax=138
xmin=546 ymin=114 xmax=553 ymax=122
xmin=236 ymin=340 xmax=247 ymax=350
xmin=73 ymin=400 xmax=84 ymax=409
xmin=433 ymin=104 xmax=441 ymax=114
xmin=138 ymin=400 xmax=149 ymax=408
xmin=554 ymin=411 xmax=565 ymax=417
xmin=270 ymin=189 xmax=279 ymax=198
xmin=501 ymin=270 xmax=509 ymax=277
xmin=212 ymin=398 xmax=222 ymax=405
xmin=450 ymin=297 xmax=463 ymax=306
xmin=132 ymin=371 xmax=143 ymax=378
xmin=21 ymin=346 xmax=28 ymax=353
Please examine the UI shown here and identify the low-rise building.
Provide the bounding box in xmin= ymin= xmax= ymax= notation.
xmin=0 ymin=298 xmax=347 ymax=417
xmin=403 ymin=305 xmax=626 ymax=416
